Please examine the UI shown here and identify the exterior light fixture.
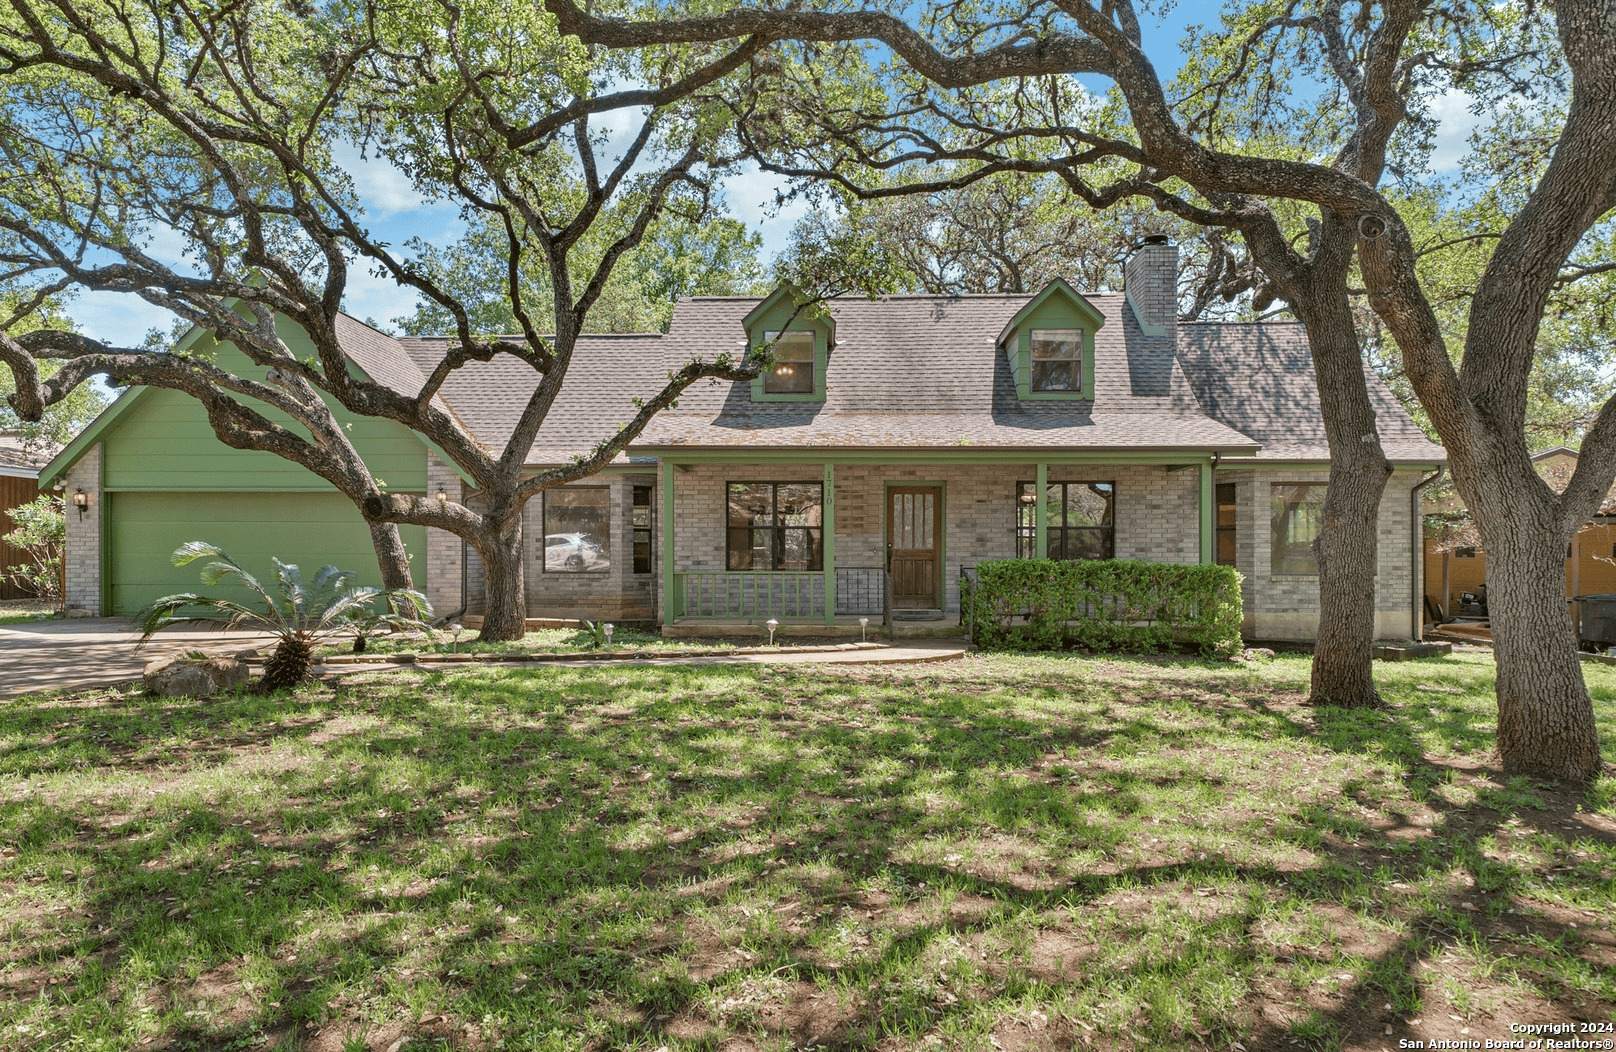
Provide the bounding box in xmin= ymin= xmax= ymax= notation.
xmin=449 ymin=622 xmax=464 ymax=654
xmin=859 ymin=616 xmax=870 ymax=643
xmin=71 ymin=488 xmax=90 ymax=520
xmin=435 ymin=487 xmax=449 ymax=503
xmin=1018 ymin=492 xmax=1037 ymax=504
xmin=602 ymin=622 xmax=614 ymax=650
xmin=765 ymin=618 xmax=779 ymax=646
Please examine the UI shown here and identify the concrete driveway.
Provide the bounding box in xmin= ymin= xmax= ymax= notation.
xmin=0 ymin=618 xmax=273 ymax=700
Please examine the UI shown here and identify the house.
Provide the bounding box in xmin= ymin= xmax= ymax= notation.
xmin=0 ymin=431 xmax=52 ymax=602
xmin=1424 ymin=446 xmax=1616 ymax=623
xmin=41 ymin=241 xmax=1446 ymax=640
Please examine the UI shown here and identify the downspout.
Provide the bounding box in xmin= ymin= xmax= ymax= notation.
xmin=1411 ymin=466 xmax=1445 ymax=642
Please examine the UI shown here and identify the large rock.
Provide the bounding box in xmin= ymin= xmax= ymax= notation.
xmin=143 ymin=654 xmax=250 ymax=697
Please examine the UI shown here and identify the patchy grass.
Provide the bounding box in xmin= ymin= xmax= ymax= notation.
xmin=324 ymin=625 xmax=744 ymax=658
xmin=0 ymin=600 xmax=56 ymax=626
xmin=0 ymin=651 xmax=1613 ymax=1051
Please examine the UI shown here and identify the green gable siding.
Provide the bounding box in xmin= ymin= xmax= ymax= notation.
xmin=101 ymin=341 xmax=427 ymax=492
xmin=107 ymin=492 xmax=427 ymax=615
xmin=745 ymin=290 xmax=831 ymax=403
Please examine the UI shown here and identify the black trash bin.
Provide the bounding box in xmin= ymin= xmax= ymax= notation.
xmin=1573 ymin=593 xmax=1616 ymax=648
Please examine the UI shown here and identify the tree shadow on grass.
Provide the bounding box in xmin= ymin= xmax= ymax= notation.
xmin=1 ymin=656 xmax=1612 ymax=1050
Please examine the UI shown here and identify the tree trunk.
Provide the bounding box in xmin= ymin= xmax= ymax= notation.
xmin=477 ymin=514 xmax=527 ymax=641
xmin=1485 ymin=524 xmax=1602 ymax=782
xmin=368 ymin=520 xmax=415 ymax=591
xmin=1284 ymin=251 xmax=1393 ymax=708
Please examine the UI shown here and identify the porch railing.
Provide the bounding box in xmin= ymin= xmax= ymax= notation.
xmin=671 ymin=567 xmax=889 ymax=622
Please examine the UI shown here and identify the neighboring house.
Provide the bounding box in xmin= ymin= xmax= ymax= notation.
xmin=1423 ymin=446 xmax=1616 ymax=620
xmin=0 ymin=431 xmax=51 ymax=601
xmin=41 ymin=241 xmax=1446 ymax=640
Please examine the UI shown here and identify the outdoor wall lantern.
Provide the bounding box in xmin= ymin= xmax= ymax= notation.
xmin=71 ymin=488 xmax=90 ymax=520
xmin=435 ymin=487 xmax=449 ymax=503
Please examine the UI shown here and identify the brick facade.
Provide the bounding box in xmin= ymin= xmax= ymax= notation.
xmin=424 ymin=453 xmax=463 ymax=616
xmin=62 ymin=443 xmax=101 ymax=615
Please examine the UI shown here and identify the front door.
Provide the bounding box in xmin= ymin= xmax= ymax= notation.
xmin=888 ymin=486 xmax=942 ymax=610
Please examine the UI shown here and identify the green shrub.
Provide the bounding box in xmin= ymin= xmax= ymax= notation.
xmin=963 ymin=558 xmax=1243 ymax=658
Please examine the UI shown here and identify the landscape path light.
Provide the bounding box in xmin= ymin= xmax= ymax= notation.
xmin=859 ymin=616 xmax=870 ymax=643
xmin=603 ymin=622 xmax=614 ymax=651
xmin=766 ymin=618 xmax=779 ymax=646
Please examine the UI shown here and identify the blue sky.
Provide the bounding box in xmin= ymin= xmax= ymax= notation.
xmin=66 ymin=2 xmax=1480 ymax=347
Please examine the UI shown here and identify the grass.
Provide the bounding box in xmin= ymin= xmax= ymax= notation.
xmin=0 ymin=651 xmax=1612 ymax=1051
xmin=0 ymin=600 xmax=57 ymax=626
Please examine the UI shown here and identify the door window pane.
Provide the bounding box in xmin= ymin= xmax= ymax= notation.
xmin=544 ymin=487 xmax=611 ymax=572
xmin=1270 ymin=483 xmax=1324 ymax=575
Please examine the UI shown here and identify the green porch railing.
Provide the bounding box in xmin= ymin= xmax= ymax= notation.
xmin=673 ymin=571 xmax=826 ymax=621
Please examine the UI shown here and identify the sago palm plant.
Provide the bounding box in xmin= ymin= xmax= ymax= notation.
xmin=136 ymin=542 xmax=432 ymax=690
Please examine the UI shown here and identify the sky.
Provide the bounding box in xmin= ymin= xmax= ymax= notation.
xmin=64 ymin=1 xmax=1482 ymax=348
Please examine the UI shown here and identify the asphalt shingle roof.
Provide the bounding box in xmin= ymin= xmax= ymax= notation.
xmin=1176 ymin=321 xmax=1444 ymax=463
xmin=328 ymin=286 xmax=1443 ymax=466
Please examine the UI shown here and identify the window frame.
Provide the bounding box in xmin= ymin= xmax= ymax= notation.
xmin=725 ymin=481 xmax=825 ymax=572
xmin=1029 ymin=327 xmax=1085 ymax=394
xmin=1016 ymin=480 xmax=1116 ymax=561
xmin=1269 ymin=482 xmax=1325 ymax=576
xmin=541 ymin=485 xmax=613 ymax=574
xmin=759 ymin=330 xmax=816 ymax=395
xmin=748 ymin=326 xmax=828 ymax=403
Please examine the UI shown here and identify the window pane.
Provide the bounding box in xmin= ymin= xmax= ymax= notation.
xmin=633 ymin=535 xmax=651 ymax=575
xmin=543 ymin=487 xmax=611 ymax=572
xmin=1270 ymin=483 xmax=1325 ymax=575
xmin=762 ymin=331 xmax=815 ymax=393
xmin=778 ymin=527 xmax=823 ymax=571
xmin=1065 ymin=528 xmax=1111 ymax=560
xmin=775 ymin=483 xmax=822 ymax=527
xmin=1031 ymin=329 xmax=1082 ymax=359
xmin=726 ymin=527 xmax=755 ymax=570
xmin=1067 ymin=483 xmax=1113 ymax=527
xmin=728 ymin=483 xmax=771 ymax=527
xmin=1031 ymin=360 xmax=1080 ymax=392
xmin=1047 ymin=529 xmax=1065 ymax=561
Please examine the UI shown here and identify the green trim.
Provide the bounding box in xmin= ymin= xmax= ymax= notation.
xmin=1215 ymin=460 xmax=1444 ymax=471
xmin=999 ymin=279 xmax=1105 ymax=402
xmin=1034 ymin=462 xmax=1048 ymax=558
xmin=39 ymin=386 xmax=156 ymax=488
xmin=822 ymin=462 xmax=836 ymax=625
xmin=640 ymin=449 xmax=1254 ymax=465
xmin=1199 ymin=460 xmax=1215 ymax=564
xmin=661 ymin=460 xmax=676 ymax=625
xmin=98 ymin=450 xmax=109 ymax=616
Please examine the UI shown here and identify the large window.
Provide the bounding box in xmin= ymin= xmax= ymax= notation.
xmin=1030 ymin=328 xmax=1083 ymax=392
xmin=1017 ymin=481 xmax=1115 ymax=559
xmin=1270 ymin=483 xmax=1324 ymax=575
xmin=1216 ymin=483 xmax=1237 ymax=567
xmin=727 ymin=482 xmax=823 ymax=570
xmin=761 ymin=331 xmax=815 ymax=394
xmin=632 ymin=485 xmax=653 ymax=575
xmin=543 ymin=487 xmax=611 ymax=573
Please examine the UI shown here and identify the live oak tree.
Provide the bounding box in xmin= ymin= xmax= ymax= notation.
xmin=0 ymin=0 xmax=774 ymax=640
xmin=554 ymin=0 xmax=1616 ymax=779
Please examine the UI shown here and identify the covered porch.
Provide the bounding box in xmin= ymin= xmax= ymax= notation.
xmin=657 ymin=453 xmax=1219 ymax=634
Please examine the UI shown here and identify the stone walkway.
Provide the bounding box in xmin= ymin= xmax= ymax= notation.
xmin=0 ymin=618 xmax=967 ymax=699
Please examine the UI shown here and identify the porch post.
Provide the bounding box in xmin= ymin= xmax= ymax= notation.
xmin=1035 ymin=461 xmax=1048 ymax=558
xmin=1199 ymin=459 xmax=1215 ymax=564
xmin=661 ymin=458 xmax=676 ymax=625
xmin=823 ymin=462 xmax=836 ymax=625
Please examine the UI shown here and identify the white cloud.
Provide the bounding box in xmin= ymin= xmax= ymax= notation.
xmin=721 ymin=162 xmax=813 ymax=261
xmin=1427 ymin=88 xmax=1480 ymax=172
xmin=331 ymin=141 xmax=429 ymax=218
xmin=69 ymin=290 xmax=180 ymax=347
xmin=340 ymin=264 xmax=423 ymax=331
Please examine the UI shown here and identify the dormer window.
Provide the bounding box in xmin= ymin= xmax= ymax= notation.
xmin=762 ymin=331 xmax=815 ymax=394
xmin=1031 ymin=329 xmax=1083 ymax=392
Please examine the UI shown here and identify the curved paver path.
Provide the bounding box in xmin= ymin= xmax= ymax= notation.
xmin=0 ymin=618 xmax=966 ymax=699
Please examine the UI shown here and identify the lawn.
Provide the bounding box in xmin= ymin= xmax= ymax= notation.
xmin=0 ymin=652 xmax=1612 ymax=1051
xmin=0 ymin=600 xmax=57 ymax=626
xmin=318 ymin=626 xmax=753 ymax=659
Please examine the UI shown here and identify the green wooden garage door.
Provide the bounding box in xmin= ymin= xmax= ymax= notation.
xmin=107 ymin=492 xmax=427 ymax=616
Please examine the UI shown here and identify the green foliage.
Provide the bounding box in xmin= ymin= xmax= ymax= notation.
xmin=1 ymin=495 xmax=64 ymax=600
xmin=965 ymin=558 xmax=1244 ymax=658
xmin=136 ymin=542 xmax=433 ymax=689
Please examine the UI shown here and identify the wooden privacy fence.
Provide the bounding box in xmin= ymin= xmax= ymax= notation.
xmin=0 ymin=474 xmax=43 ymax=601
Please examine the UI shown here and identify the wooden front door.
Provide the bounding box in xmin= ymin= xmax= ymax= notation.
xmin=888 ymin=486 xmax=942 ymax=609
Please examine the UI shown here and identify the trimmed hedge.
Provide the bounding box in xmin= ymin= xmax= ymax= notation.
xmin=963 ymin=558 xmax=1243 ymax=658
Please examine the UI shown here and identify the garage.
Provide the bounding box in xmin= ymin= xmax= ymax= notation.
xmin=107 ymin=491 xmax=427 ymax=615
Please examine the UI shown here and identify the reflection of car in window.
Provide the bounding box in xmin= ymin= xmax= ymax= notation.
xmin=544 ymin=533 xmax=607 ymax=572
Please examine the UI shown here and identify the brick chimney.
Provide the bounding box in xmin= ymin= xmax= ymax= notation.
xmin=1124 ymin=235 xmax=1178 ymax=340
